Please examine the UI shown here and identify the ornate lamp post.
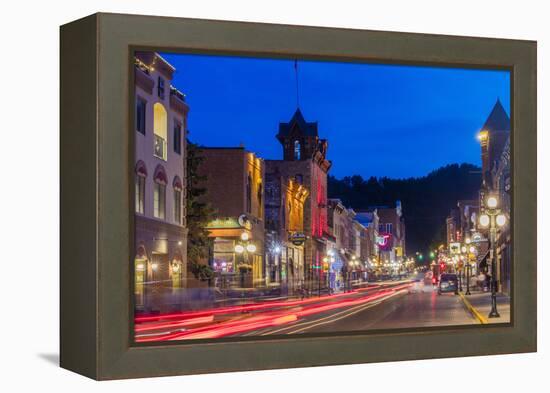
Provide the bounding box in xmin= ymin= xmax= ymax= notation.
xmin=234 ymin=231 xmax=256 ymax=289
xmin=459 ymin=245 xmax=468 ymax=292
xmin=465 ymin=242 xmax=476 ymax=295
xmin=479 ymin=195 xmax=507 ymax=318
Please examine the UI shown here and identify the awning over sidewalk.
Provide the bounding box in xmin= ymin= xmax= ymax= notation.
xmin=477 ymin=250 xmax=489 ymax=269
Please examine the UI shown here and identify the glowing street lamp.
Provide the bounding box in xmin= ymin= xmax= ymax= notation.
xmin=479 ymin=214 xmax=490 ymax=228
xmin=246 ymin=244 xmax=256 ymax=253
xmin=234 ymin=244 xmax=245 ymax=253
xmin=465 ymin=243 xmax=477 ymax=295
xmin=480 ymin=194 xmax=508 ymax=318
xmin=486 ymin=196 xmax=498 ymax=209
xmin=496 ymin=214 xmax=507 ymax=227
xmin=234 ymin=231 xmax=256 ymax=288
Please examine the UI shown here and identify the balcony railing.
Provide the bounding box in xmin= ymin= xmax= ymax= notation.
xmin=170 ymin=86 xmax=186 ymax=101
xmin=154 ymin=134 xmax=167 ymax=160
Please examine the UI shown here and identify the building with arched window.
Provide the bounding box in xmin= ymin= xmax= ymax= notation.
xmin=134 ymin=52 xmax=189 ymax=313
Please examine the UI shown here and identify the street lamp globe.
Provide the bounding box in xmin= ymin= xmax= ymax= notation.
xmin=234 ymin=244 xmax=245 ymax=253
xmin=496 ymin=214 xmax=507 ymax=227
xmin=240 ymin=232 xmax=249 ymax=241
xmin=469 ymin=246 xmax=476 ymax=253
xmin=479 ymin=214 xmax=490 ymax=228
xmin=246 ymin=243 xmax=257 ymax=253
xmin=461 ymin=246 xmax=467 ymax=253
xmin=486 ymin=196 xmax=498 ymax=209
xmin=465 ymin=237 xmax=471 ymax=244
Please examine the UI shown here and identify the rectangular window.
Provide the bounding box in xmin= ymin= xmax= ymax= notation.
xmin=158 ymin=77 xmax=165 ymax=99
xmin=135 ymin=175 xmax=145 ymax=214
xmin=174 ymin=189 xmax=182 ymax=224
xmin=154 ymin=183 xmax=166 ymax=219
xmin=173 ymin=122 xmax=182 ymax=155
xmin=136 ymin=98 xmax=146 ymax=134
xmin=153 ymin=134 xmax=167 ymax=160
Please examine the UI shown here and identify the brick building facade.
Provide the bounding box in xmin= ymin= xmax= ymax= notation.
xmin=266 ymin=109 xmax=332 ymax=290
xmin=199 ymin=148 xmax=266 ymax=288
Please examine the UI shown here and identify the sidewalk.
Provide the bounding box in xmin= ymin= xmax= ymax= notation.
xmin=459 ymin=290 xmax=510 ymax=324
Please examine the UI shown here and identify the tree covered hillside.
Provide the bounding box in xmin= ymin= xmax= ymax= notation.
xmin=327 ymin=163 xmax=481 ymax=257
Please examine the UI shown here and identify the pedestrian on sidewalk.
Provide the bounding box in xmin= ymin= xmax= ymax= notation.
xmin=476 ymin=271 xmax=486 ymax=291
xmin=484 ymin=272 xmax=491 ymax=292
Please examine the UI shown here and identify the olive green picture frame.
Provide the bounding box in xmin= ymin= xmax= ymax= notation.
xmin=60 ymin=12 xmax=537 ymax=380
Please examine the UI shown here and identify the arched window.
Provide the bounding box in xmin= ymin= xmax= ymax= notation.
xmin=135 ymin=161 xmax=147 ymax=214
xmin=153 ymin=165 xmax=167 ymax=219
xmin=153 ymin=103 xmax=168 ymax=160
xmin=294 ymin=140 xmax=301 ymax=160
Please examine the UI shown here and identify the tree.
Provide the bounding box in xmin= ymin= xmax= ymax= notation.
xmin=186 ymin=140 xmax=215 ymax=282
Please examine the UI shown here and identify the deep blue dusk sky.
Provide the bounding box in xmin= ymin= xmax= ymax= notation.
xmin=161 ymin=52 xmax=510 ymax=179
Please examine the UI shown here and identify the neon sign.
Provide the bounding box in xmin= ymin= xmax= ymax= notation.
xmin=376 ymin=234 xmax=391 ymax=247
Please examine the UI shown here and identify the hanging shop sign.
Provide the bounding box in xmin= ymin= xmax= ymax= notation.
xmin=289 ymin=232 xmax=306 ymax=245
xmin=238 ymin=214 xmax=252 ymax=229
xmin=376 ymin=233 xmax=392 ymax=251
xmin=206 ymin=217 xmax=241 ymax=229
xmin=471 ymin=233 xmax=485 ymax=243
xmin=449 ymin=242 xmax=461 ymax=254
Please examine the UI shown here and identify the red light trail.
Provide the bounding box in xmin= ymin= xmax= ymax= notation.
xmin=134 ymin=282 xmax=412 ymax=342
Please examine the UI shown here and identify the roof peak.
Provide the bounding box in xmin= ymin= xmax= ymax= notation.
xmin=277 ymin=108 xmax=319 ymax=138
xmin=290 ymin=107 xmax=305 ymax=121
xmin=482 ymin=99 xmax=510 ymax=133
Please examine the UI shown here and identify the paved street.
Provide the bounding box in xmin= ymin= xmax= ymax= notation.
xmin=246 ymin=277 xmax=476 ymax=336
xmin=134 ymin=274 xmax=505 ymax=342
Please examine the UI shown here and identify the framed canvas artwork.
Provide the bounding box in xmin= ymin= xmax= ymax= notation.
xmin=60 ymin=13 xmax=537 ymax=379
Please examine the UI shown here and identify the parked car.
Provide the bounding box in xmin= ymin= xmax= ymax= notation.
xmin=438 ymin=273 xmax=459 ymax=295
